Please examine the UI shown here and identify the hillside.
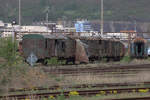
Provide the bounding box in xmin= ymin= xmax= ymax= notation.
xmin=0 ymin=0 xmax=150 ymax=24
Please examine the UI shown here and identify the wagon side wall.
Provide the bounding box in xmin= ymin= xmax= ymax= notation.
xmin=22 ymin=38 xmax=45 ymax=59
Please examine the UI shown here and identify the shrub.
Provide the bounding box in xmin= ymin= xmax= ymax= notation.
xmin=0 ymin=37 xmax=21 ymax=66
xmin=45 ymin=57 xmax=66 ymax=65
xmin=0 ymin=37 xmax=27 ymax=92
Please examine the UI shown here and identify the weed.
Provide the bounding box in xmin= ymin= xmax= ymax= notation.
xmin=48 ymin=95 xmax=55 ymax=100
xmin=120 ymin=56 xmax=132 ymax=63
xmin=69 ymin=91 xmax=79 ymax=96
xmin=57 ymin=93 xmax=65 ymax=100
xmin=101 ymin=57 xmax=107 ymax=63
xmin=147 ymin=57 xmax=150 ymax=61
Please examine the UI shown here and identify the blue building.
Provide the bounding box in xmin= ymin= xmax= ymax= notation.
xmin=75 ymin=21 xmax=91 ymax=32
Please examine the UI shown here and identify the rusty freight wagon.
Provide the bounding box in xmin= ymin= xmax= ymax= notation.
xmin=20 ymin=34 xmax=125 ymax=66
xmin=20 ymin=34 xmax=89 ymax=65
xmin=79 ymin=37 xmax=125 ymax=61
xmin=130 ymin=37 xmax=148 ymax=58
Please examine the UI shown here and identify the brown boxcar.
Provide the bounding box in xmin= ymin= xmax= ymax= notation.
xmin=21 ymin=34 xmax=89 ymax=65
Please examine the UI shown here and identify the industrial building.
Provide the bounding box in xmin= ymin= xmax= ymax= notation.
xmin=75 ymin=20 xmax=92 ymax=32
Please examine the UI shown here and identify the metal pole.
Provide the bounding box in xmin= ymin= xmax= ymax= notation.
xmin=19 ymin=0 xmax=21 ymax=26
xmin=46 ymin=12 xmax=49 ymax=32
xmin=101 ymin=0 xmax=104 ymax=36
xmin=12 ymin=25 xmax=15 ymax=58
xmin=12 ymin=27 xmax=15 ymax=43
xmin=12 ymin=21 xmax=16 ymax=43
xmin=134 ymin=20 xmax=137 ymax=32
xmin=18 ymin=0 xmax=21 ymax=40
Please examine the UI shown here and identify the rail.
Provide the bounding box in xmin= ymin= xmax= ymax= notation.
xmin=42 ymin=64 xmax=150 ymax=75
xmin=2 ymin=87 xmax=150 ymax=99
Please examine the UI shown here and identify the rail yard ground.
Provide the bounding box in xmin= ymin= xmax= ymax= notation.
xmin=1 ymin=57 xmax=150 ymax=99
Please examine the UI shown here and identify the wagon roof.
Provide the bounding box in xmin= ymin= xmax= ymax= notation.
xmin=44 ymin=34 xmax=67 ymax=39
xmin=68 ymin=35 xmax=120 ymax=41
xmin=22 ymin=34 xmax=67 ymax=39
xmin=23 ymin=34 xmax=44 ymax=39
xmin=133 ymin=37 xmax=147 ymax=43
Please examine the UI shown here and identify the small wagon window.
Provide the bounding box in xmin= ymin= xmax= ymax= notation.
xmin=62 ymin=41 xmax=65 ymax=52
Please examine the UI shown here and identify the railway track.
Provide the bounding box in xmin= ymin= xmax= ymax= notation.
xmin=111 ymin=97 xmax=150 ymax=100
xmin=42 ymin=64 xmax=150 ymax=75
xmin=9 ymin=82 xmax=150 ymax=93
xmin=1 ymin=64 xmax=150 ymax=99
xmin=2 ymin=87 xmax=150 ymax=99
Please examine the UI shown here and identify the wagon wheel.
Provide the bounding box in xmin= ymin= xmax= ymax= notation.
xmin=66 ymin=58 xmax=75 ymax=65
xmin=41 ymin=59 xmax=48 ymax=66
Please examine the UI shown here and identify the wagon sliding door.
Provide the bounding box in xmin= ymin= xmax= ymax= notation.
xmin=46 ymin=39 xmax=55 ymax=57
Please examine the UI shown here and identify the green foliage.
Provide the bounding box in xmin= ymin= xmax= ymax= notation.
xmin=0 ymin=38 xmax=16 ymax=65
xmin=45 ymin=93 xmax=82 ymax=100
xmin=121 ymin=56 xmax=132 ymax=63
xmin=45 ymin=57 xmax=66 ymax=65
xmin=69 ymin=96 xmax=82 ymax=100
xmin=0 ymin=38 xmax=29 ymax=93
xmin=0 ymin=38 xmax=24 ymax=66
xmin=1 ymin=0 xmax=150 ymax=24
xmin=101 ymin=57 xmax=108 ymax=63
xmin=57 ymin=94 xmax=66 ymax=100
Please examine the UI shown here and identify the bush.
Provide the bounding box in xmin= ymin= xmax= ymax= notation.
xmin=0 ymin=38 xmax=19 ymax=66
xmin=45 ymin=57 xmax=66 ymax=66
